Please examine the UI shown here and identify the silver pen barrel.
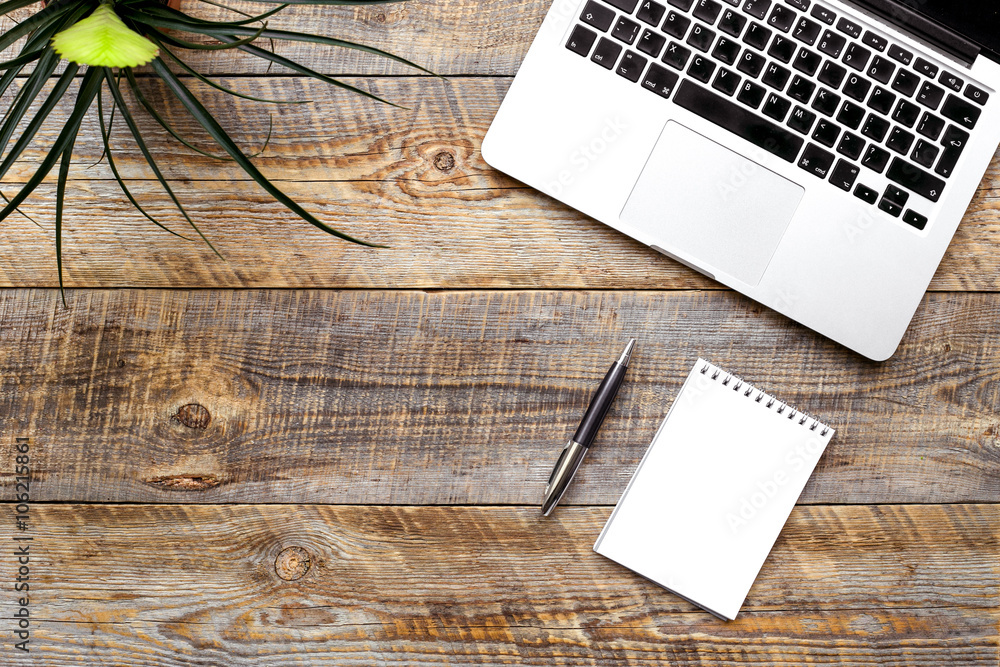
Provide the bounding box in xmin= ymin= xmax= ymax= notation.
xmin=541 ymin=439 xmax=589 ymax=516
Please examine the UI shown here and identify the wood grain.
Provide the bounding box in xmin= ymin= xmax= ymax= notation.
xmin=1 ymin=77 xmax=999 ymax=290
xmin=1 ymin=504 xmax=995 ymax=666
xmin=1 ymin=289 xmax=997 ymax=505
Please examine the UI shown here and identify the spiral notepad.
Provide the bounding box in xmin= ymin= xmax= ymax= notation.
xmin=594 ymin=359 xmax=835 ymax=621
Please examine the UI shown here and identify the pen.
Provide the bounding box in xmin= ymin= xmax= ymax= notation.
xmin=541 ymin=338 xmax=635 ymax=516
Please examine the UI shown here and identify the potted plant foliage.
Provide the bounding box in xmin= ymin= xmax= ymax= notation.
xmin=0 ymin=0 xmax=428 ymax=300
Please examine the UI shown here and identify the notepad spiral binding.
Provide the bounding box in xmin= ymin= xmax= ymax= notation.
xmin=698 ymin=361 xmax=830 ymax=437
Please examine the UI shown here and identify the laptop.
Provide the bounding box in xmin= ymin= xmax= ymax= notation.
xmin=482 ymin=0 xmax=1000 ymax=360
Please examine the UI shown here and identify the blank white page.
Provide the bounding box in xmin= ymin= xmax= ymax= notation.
xmin=594 ymin=359 xmax=834 ymax=620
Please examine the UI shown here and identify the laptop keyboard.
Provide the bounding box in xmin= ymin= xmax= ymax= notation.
xmin=565 ymin=0 xmax=991 ymax=231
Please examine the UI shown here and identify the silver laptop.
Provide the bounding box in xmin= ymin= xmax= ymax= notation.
xmin=483 ymin=0 xmax=1000 ymax=360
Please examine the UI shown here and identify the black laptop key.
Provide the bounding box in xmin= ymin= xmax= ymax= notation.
xmin=883 ymin=183 xmax=908 ymax=206
xmin=737 ymin=49 xmax=766 ymax=77
xmin=891 ymin=69 xmax=919 ymax=97
xmin=836 ymin=100 xmax=865 ymax=129
xmin=811 ymin=87 xmax=840 ymax=116
xmin=786 ymin=0 xmax=810 ymax=9
xmin=842 ymin=43 xmax=871 ymax=72
xmin=810 ymin=4 xmax=835 ymax=24
xmin=964 ymin=84 xmax=989 ymax=105
xmin=737 ymin=80 xmax=767 ymax=108
xmin=818 ymin=60 xmax=846 ymax=88
xmin=861 ymin=31 xmax=887 ymax=52
xmin=788 ymin=75 xmax=815 ymax=102
xmin=861 ymin=113 xmax=890 ymax=142
xmin=713 ymin=67 xmax=742 ymax=96
xmin=693 ymin=0 xmax=723 ymax=23
xmin=672 ymin=80 xmax=805 ymax=161
xmin=637 ymin=0 xmax=667 ymax=25
xmin=767 ymin=5 xmax=795 ymax=32
xmin=617 ymin=50 xmax=648 ymax=81
xmin=877 ymin=196 xmax=902 ymax=217
xmin=567 ymin=25 xmax=598 ymax=57
xmin=913 ymin=57 xmax=938 ymax=79
xmin=762 ymin=62 xmax=792 ymax=90
xmin=811 ymin=118 xmax=840 ymax=146
xmin=607 ymin=0 xmax=640 ymax=12
xmin=687 ymin=54 xmax=717 ymax=81
xmin=939 ymin=71 xmax=963 ymax=92
xmin=867 ymin=56 xmax=894 ymax=84
xmin=887 ymin=44 xmax=913 ymax=66
xmin=867 ymin=86 xmax=896 ymax=114
xmin=743 ymin=0 xmax=771 ymax=20
xmin=911 ymin=139 xmax=939 ymax=168
xmin=854 ymin=183 xmax=878 ymax=204
xmin=887 ymin=157 xmax=944 ymax=201
xmin=941 ymin=94 xmax=981 ymax=130
xmin=862 ymin=144 xmax=890 ymax=172
xmin=843 ymin=73 xmax=872 ymax=101
xmin=743 ymin=22 xmax=773 ymax=50
xmin=763 ymin=92 xmax=792 ymax=121
xmin=719 ymin=8 xmax=748 ymax=36
xmin=663 ymin=11 xmax=692 ymax=39
xmin=638 ymin=29 xmax=668 ymax=57
xmin=935 ymin=125 xmax=969 ymax=178
xmin=916 ymin=82 xmax=944 ymax=109
xmin=613 ymin=16 xmax=642 ymax=44
xmin=687 ymin=23 xmax=717 ymax=51
xmin=886 ymin=127 xmax=914 ymax=154
xmin=768 ymin=35 xmax=796 ymax=63
xmin=916 ymin=112 xmax=945 ymax=140
xmin=712 ymin=37 xmax=742 ymax=64
xmin=836 ymin=17 xmax=861 ymax=39
xmin=829 ymin=158 xmax=859 ymax=191
xmin=582 ymin=2 xmax=616 ymax=31
xmin=903 ymin=209 xmax=928 ymax=230
xmin=903 ymin=207 xmax=930 ymax=229
xmin=798 ymin=142 xmax=835 ymax=178
xmin=668 ymin=0 xmax=695 ymax=9
xmin=793 ymin=48 xmax=821 ymax=75
xmin=662 ymin=41 xmax=692 ymax=69
xmin=892 ymin=99 xmax=920 ymax=127
xmin=787 ymin=105 xmax=816 ymax=134
xmin=817 ymin=29 xmax=846 ymax=58
xmin=793 ymin=17 xmax=822 ymax=45
xmin=642 ymin=62 xmax=681 ymax=97
xmin=592 ymin=37 xmax=623 ymax=68
xmin=836 ymin=131 xmax=865 ymax=160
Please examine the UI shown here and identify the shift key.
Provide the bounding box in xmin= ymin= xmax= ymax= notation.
xmin=886 ymin=157 xmax=945 ymax=202
xmin=673 ymin=80 xmax=804 ymax=162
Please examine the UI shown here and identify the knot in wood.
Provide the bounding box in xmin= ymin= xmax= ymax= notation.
xmin=275 ymin=546 xmax=311 ymax=581
xmin=173 ymin=403 xmax=211 ymax=429
xmin=433 ymin=151 xmax=456 ymax=172
xmin=375 ymin=12 xmax=386 ymax=22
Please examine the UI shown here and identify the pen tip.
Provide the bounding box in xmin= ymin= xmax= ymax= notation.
xmin=618 ymin=338 xmax=636 ymax=366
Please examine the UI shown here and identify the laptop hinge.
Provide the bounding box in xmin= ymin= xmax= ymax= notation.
xmin=844 ymin=0 xmax=979 ymax=67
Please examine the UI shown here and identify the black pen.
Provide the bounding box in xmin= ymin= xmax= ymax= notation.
xmin=541 ymin=339 xmax=635 ymax=516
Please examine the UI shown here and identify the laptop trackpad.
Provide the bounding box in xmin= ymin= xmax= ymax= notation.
xmin=621 ymin=121 xmax=804 ymax=286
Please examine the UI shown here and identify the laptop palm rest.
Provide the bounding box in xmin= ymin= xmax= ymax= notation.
xmin=620 ymin=121 xmax=804 ymax=286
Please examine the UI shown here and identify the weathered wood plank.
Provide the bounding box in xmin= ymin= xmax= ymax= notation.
xmin=1 ymin=77 xmax=998 ymax=290
xmin=1 ymin=504 xmax=996 ymax=665
xmin=2 ymin=0 xmax=545 ymax=77
xmin=1 ymin=289 xmax=997 ymax=505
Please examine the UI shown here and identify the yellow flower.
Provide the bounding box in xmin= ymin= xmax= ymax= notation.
xmin=51 ymin=3 xmax=159 ymax=67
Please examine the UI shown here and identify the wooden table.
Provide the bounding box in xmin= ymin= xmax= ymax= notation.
xmin=1 ymin=0 xmax=998 ymax=664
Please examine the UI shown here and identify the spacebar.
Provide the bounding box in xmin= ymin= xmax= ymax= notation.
xmin=673 ymin=80 xmax=804 ymax=163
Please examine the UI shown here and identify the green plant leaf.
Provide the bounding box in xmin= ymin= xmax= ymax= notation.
xmin=150 ymin=56 xmax=383 ymax=247
xmin=96 ymin=91 xmax=193 ymax=241
xmin=52 ymin=3 xmax=159 ymax=67
xmin=54 ymin=118 xmax=78 ymax=307
xmin=102 ymin=68 xmax=223 ymax=258
xmin=0 ymin=66 xmax=104 ymax=223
